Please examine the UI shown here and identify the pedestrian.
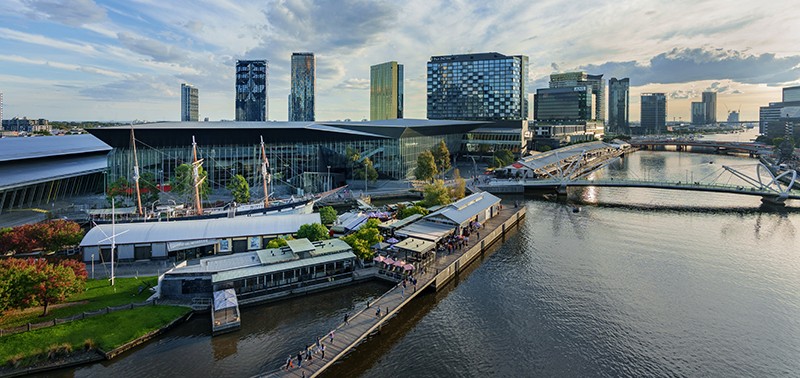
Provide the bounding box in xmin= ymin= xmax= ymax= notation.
xmin=286 ymin=355 xmax=293 ymax=370
xmin=329 ymin=330 xmax=335 ymax=345
xmin=344 ymin=313 xmax=349 ymax=324
xmin=376 ymin=307 xmax=381 ymax=318
xmin=321 ymin=344 xmax=325 ymax=359
xmin=297 ymin=351 xmax=303 ymax=368
xmin=477 ymin=231 xmax=480 ymax=239
xmin=316 ymin=338 xmax=322 ymax=353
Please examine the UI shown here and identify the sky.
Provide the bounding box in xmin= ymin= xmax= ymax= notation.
xmin=0 ymin=0 xmax=799 ymax=123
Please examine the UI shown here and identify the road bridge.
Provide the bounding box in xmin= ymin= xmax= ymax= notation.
xmin=630 ymin=139 xmax=771 ymax=156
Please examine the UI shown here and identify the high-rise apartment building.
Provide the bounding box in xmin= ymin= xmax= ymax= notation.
xmin=691 ymin=102 xmax=705 ymax=125
xmin=289 ymin=52 xmax=315 ymax=122
xmin=0 ymin=92 xmax=3 ymax=130
xmin=427 ymin=52 xmax=528 ymax=121
xmin=235 ymin=60 xmax=268 ymax=121
xmin=370 ymin=61 xmax=404 ymax=120
xmin=607 ymin=78 xmax=629 ymax=134
xmin=549 ymin=72 xmax=605 ymax=122
xmin=783 ymin=86 xmax=800 ymax=102
xmin=702 ymin=91 xmax=717 ymax=124
xmin=180 ymin=84 xmax=198 ymax=122
xmin=641 ymin=93 xmax=667 ymax=134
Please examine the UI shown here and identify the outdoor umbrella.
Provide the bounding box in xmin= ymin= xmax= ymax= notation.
xmin=403 ymin=264 xmax=415 ymax=271
xmin=392 ymin=260 xmax=406 ymax=267
xmin=384 ymin=257 xmax=395 ymax=265
xmin=374 ymin=255 xmax=386 ymax=263
xmin=386 ymin=237 xmax=400 ymax=244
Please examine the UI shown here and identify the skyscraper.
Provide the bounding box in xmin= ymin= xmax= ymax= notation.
xmin=783 ymin=85 xmax=800 ymax=102
xmin=289 ymin=52 xmax=315 ymax=122
xmin=180 ymin=84 xmax=198 ymax=122
xmin=427 ymin=52 xmax=528 ymax=121
xmin=370 ymin=61 xmax=404 ymax=120
xmin=549 ymin=72 xmax=605 ymax=122
xmin=641 ymin=93 xmax=667 ymax=134
xmin=691 ymin=102 xmax=706 ymax=125
xmin=702 ymin=91 xmax=717 ymax=124
xmin=235 ymin=60 xmax=268 ymax=122
xmin=533 ymin=86 xmax=593 ymax=122
xmin=0 ymin=92 xmax=3 ymax=130
xmin=607 ymin=78 xmax=629 ymax=134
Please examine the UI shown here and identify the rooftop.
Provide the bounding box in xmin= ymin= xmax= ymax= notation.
xmin=0 ymin=134 xmax=110 ymax=162
xmin=427 ymin=192 xmax=501 ymax=226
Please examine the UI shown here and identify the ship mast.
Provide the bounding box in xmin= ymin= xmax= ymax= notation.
xmin=260 ymin=135 xmax=271 ymax=207
xmin=130 ymin=127 xmax=143 ymax=217
xmin=192 ymin=136 xmax=204 ymax=215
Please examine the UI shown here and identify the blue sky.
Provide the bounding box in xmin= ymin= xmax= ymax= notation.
xmin=0 ymin=0 xmax=798 ymax=122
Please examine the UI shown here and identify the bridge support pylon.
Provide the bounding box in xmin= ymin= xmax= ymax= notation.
xmin=761 ymin=193 xmax=788 ymax=206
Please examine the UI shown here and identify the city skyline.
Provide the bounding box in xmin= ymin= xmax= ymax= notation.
xmin=0 ymin=0 xmax=798 ymax=122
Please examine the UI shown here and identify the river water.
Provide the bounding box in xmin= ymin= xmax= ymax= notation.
xmin=51 ymin=129 xmax=800 ymax=377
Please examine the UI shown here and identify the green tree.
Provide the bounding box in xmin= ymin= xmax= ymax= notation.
xmin=0 ymin=258 xmax=85 ymax=315
xmin=173 ymin=163 xmax=210 ymax=202
xmin=266 ymin=236 xmax=293 ymax=249
xmin=341 ymin=218 xmax=383 ymax=260
xmin=226 ymin=174 xmax=251 ymax=203
xmin=106 ymin=177 xmax=130 ymax=207
xmin=397 ymin=205 xmax=429 ymax=219
xmin=138 ymin=171 xmax=160 ymax=206
xmin=450 ymin=168 xmax=466 ymax=200
xmin=354 ymin=157 xmax=378 ymax=183
xmin=296 ymin=223 xmax=330 ymax=242
xmin=431 ymin=140 xmax=451 ymax=176
xmin=319 ymin=206 xmax=338 ymax=225
xmin=422 ymin=179 xmax=451 ymax=207
xmin=414 ymin=150 xmax=438 ymax=182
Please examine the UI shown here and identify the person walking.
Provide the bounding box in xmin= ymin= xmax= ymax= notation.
xmin=297 ymin=351 xmax=303 ymax=368
xmin=320 ymin=343 xmax=326 ymax=360
xmin=329 ymin=330 xmax=335 ymax=345
xmin=286 ymin=354 xmax=293 ymax=370
xmin=344 ymin=313 xmax=349 ymax=325
xmin=376 ymin=307 xmax=381 ymax=318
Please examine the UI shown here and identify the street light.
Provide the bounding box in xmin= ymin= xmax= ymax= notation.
xmin=327 ymin=165 xmax=331 ymax=191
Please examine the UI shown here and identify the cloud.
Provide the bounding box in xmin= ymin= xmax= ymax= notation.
xmin=335 ymin=78 xmax=369 ymax=90
xmin=668 ymin=89 xmax=698 ymax=100
xmin=117 ymin=32 xmax=186 ymax=63
xmin=578 ymin=47 xmax=800 ymax=86
xmin=23 ymin=0 xmax=106 ymax=26
xmin=79 ymin=74 xmax=176 ymax=101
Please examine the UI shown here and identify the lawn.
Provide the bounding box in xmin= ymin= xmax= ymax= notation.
xmin=0 ymin=276 xmax=158 ymax=329
xmin=0 ymin=305 xmax=190 ymax=366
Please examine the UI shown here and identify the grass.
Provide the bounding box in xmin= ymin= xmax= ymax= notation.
xmin=0 ymin=305 xmax=190 ymax=367
xmin=0 ymin=276 xmax=158 ymax=329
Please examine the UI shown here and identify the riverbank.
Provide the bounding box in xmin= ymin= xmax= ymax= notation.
xmin=0 ymin=305 xmax=191 ymax=376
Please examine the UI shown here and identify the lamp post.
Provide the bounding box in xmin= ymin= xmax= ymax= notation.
xmin=327 ymin=165 xmax=331 ymax=191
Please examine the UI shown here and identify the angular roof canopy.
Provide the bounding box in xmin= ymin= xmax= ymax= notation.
xmin=427 ymin=192 xmax=501 ymax=226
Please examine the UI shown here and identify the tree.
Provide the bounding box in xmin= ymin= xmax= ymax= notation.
xmin=28 ymin=259 xmax=85 ymax=316
xmin=0 ymin=258 xmax=86 ymax=315
xmin=431 ymin=140 xmax=451 ymax=176
xmin=173 ymin=163 xmax=210 ymax=202
xmin=227 ymin=174 xmax=251 ymax=203
xmin=319 ymin=206 xmax=338 ymax=225
xmin=354 ymin=157 xmax=378 ymax=183
xmin=422 ymin=179 xmax=451 ymax=207
xmin=106 ymin=177 xmax=130 ymax=207
xmin=414 ymin=150 xmax=438 ymax=182
xmin=341 ymin=218 xmax=383 ymax=260
xmin=450 ymin=168 xmax=466 ymax=201
xmin=266 ymin=237 xmax=289 ymax=249
xmin=39 ymin=220 xmax=84 ymax=253
xmin=296 ymin=223 xmax=330 ymax=242
xmin=138 ymin=171 xmax=160 ymax=206
xmin=397 ymin=205 xmax=429 ymax=219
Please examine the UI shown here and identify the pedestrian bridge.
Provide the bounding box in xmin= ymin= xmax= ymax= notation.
xmin=480 ymin=164 xmax=800 ymax=205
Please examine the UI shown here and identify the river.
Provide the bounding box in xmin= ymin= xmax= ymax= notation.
xmin=50 ymin=129 xmax=800 ymax=377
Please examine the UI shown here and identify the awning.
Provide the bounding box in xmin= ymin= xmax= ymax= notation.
xmin=213 ymin=289 xmax=238 ymax=311
xmin=167 ymin=239 xmax=219 ymax=251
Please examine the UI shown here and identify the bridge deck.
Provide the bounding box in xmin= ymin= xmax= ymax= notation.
xmin=261 ymin=207 xmax=523 ymax=378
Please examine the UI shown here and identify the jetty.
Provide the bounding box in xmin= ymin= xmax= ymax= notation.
xmin=260 ymin=205 xmax=526 ymax=378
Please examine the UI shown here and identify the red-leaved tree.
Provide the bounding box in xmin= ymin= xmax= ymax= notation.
xmin=0 ymin=258 xmax=86 ymax=316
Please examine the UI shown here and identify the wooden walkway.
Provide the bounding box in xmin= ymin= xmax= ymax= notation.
xmin=260 ymin=206 xmax=525 ymax=378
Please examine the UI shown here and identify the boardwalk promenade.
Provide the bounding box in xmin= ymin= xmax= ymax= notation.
xmin=261 ymin=206 xmax=526 ymax=378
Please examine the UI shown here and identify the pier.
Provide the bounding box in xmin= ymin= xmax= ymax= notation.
xmin=260 ymin=205 xmax=526 ymax=378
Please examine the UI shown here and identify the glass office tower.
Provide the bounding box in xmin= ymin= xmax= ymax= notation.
xmin=370 ymin=61 xmax=404 ymax=120
xmin=607 ymin=78 xmax=629 ymax=134
xmin=235 ymin=60 xmax=268 ymax=121
xmin=180 ymin=83 xmax=199 ymax=122
xmin=427 ymin=52 xmax=528 ymax=121
xmin=549 ymin=71 xmax=605 ymax=122
xmin=641 ymin=93 xmax=667 ymax=134
xmin=289 ymin=53 xmax=315 ymax=122
xmin=533 ymin=86 xmax=593 ymax=122
xmin=702 ymin=91 xmax=717 ymax=124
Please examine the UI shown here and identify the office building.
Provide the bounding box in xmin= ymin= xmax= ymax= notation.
xmin=549 ymin=72 xmax=605 ymax=122
xmin=289 ymin=53 xmax=315 ymax=122
xmin=783 ymin=86 xmax=800 ymax=102
xmin=702 ymin=91 xmax=717 ymax=124
xmin=181 ymin=84 xmax=199 ymax=122
xmin=2 ymin=117 xmax=50 ymax=133
xmin=427 ymin=52 xmax=528 ymax=121
xmin=607 ymin=78 xmax=629 ymax=134
xmin=235 ymin=60 xmax=268 ymax=121
xmin=726 ymin=110 xmax=740 ymax=124
xmin=691 ymin=102 xmax=705 ymax=125
xmin=370 ymin=61 xmax=404 ymax=120
xmin=0 ymin=92 xmax=3 ymax=130
xmin=641 ymin=93 xmax=667 ymax=134
xmin=534 ymin=87 xmax=593 ymax=122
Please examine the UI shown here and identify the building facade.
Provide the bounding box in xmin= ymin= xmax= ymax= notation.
xmin=370 ymin=61 xmax=404 ymax=120
xmin=607 ymin=78 xmax=629 ymax=134
xmin=534 ymin=86 xmax=593 ymax=122
xmin=1 ymin=117 xmax=50 ymax=133
xmin=181 ymin=83 xmax=199 ymax=122
xmin=427 ymin=52 xmax=528 ymax=121
xmin=691 ymin=102 xmax=706 ymax=125
xmin=641 ymin=93 xmax=667 ymax=134
xmin=783 ymin=86 xmax=800 ymax=102
xmin=549 ymin=72 xmax=605 ymax=122
xmin=702 ymin=91 xmax=717 ymax=124
xmin=289 ymin=53 xmax=315 ymax=122
xmin=0 ymin=92 xmax=3 ymax=130
xmin=235 ymin=60 xmax=268 ymax=121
